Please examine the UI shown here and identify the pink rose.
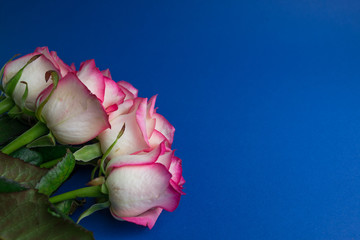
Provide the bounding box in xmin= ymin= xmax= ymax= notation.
xmin=36 ymin=72 xmax=110 ymax=144
xmin=106 ymin=142 xmax=185 ymax=229
xmin=98 ymin=94 xmax=175 ymax=158
xmin=2 ymin=47 xmax=72 ymax=111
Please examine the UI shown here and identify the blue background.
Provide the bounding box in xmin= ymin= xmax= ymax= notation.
xmin=2 ymin=0 xmax=360 ymax=239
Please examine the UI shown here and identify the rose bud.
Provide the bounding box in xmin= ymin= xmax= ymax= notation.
xmin=2 ymin=47 xmax=72 ymax=111
xmin=36 ymin=72 xmax=110 ymax=144
xmin=106 ymin=142 xmax=185 ymax=229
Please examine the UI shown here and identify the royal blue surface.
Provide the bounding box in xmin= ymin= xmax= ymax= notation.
xmin=2 ymin=0 xmax=360 ymax=239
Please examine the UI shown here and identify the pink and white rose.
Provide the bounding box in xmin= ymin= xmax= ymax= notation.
xmin=2 ymin=47 xmax=72 ymax=111
xmin=106 ymin=142 xmax=185 ymax=229
xmin=98 ymin=94 xmax=175 ymax=158
xmin=36 ymin=72 xmax=110 ymax=144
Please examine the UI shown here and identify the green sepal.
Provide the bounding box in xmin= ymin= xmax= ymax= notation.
xmin=20 ymin=80 xmax=28 ymax=108
xmin=7 ymin=104 xmax=35 ymax=119
xmin=100 ymin=183 xmax=109 ymax=195
xmin=7 ymin=105 xmax=22 ymax=119
xmin=27 ymin=132 xmax=56 ymax=148
xmin=100 ymin=123 xmax=125 ymax=175
xmin=0 ymin=54 xmax=20 ymax=92
xmin=87 ymin=176 xmax=105 ymax=186
xmin=91 ymin=166 xmax=99 ymax=180
xmin=74 ymin=143 xmax=102 ymax=162
xmin=18 ymin=81 xmax=35 ymax=116
xmin=35 ymin=70 xmax=59 ymax=122
xmin=77 ymin=201 xmax=110 ymax=223
xmin=5 ymin=54 xmax=42 ymax=97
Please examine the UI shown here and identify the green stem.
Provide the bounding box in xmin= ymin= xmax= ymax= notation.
xmin=0 ymin=98 xmax=15 ymax=114
xmin=49 ymin=185 xmax=104 ymax=204
xmin=1 ymin=121 xmax=48 ymax=154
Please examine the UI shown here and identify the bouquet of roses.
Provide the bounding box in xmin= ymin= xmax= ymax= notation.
xmin=0 ymin=47 xmax=185 ymax=239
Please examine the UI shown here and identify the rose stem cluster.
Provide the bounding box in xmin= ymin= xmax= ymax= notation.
xmin=0 ymin=47 xmax=185 ymax=229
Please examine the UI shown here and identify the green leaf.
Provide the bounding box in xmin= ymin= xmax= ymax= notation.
xmin=0 ymin=152 xmax=48 ymax=188
xmin=36 ymin=151 xmax=76 ymax=196
xmin=10 ymin=147 xmax=44 ymax=166
xmin=0 ymin=177 xmax=26 ymax=193
xmin=0 ymin=189 xmax=94 ymax=240
xmin=77 ymin=201 xmax=110 ymax=223
xmin=35 ymin=145 xmax=80 ymax=162
xmin=27 ymin=132 xmax=56 ymax=148
xmin=74 ymin=143 xmax=102 ymax=162
xmin=0 ymin=114 xmax=30 ymax=146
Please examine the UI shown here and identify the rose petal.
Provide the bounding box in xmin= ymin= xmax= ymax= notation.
xmin=50 ymin=51 xmax=74 ymax=76
xmin=149 ymin=129 xmax=170 ymax=148
xmin=106 ymin=143 xmax=163 ymax=172
xmin=117 ymin=81 xmax=138 ymax=100
xmin=34 ymin=47 xmax=52 ymax=60
xmin=135 ymin=98 xmax=150 ymax=145
xmin=103 ymin=77 xmax=125 ymax=111
xmin=101 ymin=69 xmax=112 ymax=79
xmin=109 ymin=99 xmax=134 ymax=119
xmin=146 ymin=96 xmax=157 ymax=138
xmin=154 ymin=112 xmax=175 ymax=145
xmin=77 ymin=59 xmax=105 ymax=102
xmin=118 ymin=207 xmax=163 ymax=229
xmin=169 ymin=155 xmax=183 ymax=185
xmin=147 ymin=95 xmax=157 ymax=118
xmin=155 ymin=144 xmax=173 ymax=170
xmin=105 ymin=104 xmax=118 ymax=113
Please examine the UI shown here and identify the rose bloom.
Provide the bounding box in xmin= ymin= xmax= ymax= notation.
xmin=106 ymin=141 xmax=185 ymax=229
xmin=98 ymin=93 xmax=175 ymax=159
xmin=36 ymin=72 xmax=110 ymax=144
xmin=2 ymin=47 xmax=73 ymax=111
